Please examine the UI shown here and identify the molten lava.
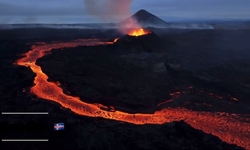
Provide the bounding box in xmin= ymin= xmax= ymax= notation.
xmin=15 ymin=39 xmax=250 ymax=150
xmin=114 ymin=38 xmax=119 ymax=42
xmin=128 ymin=28 xmax=151 ymax=36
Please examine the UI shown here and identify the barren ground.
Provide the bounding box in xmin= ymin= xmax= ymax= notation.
xmin=0 ymin=28 xmax=249 ymax=150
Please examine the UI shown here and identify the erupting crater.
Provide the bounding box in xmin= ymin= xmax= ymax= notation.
xmin=14 ymin=39 xmax=250 ymax=150
xmin=115 ymin=29 xmax=165 ymax=53
xmin=128 ymin=28 xmax=151 ymax=37
xmin=113 ymin=28 xmax=151 ymax=42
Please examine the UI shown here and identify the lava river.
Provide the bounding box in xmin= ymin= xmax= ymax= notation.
xmin=15 ymin=39 xmax=250 ymax=149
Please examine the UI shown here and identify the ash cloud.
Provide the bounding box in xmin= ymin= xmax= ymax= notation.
xmin=83 ymin=0 xmax=134 ymax=22
xmin=83 ymin=0 xmax=141 ymax=34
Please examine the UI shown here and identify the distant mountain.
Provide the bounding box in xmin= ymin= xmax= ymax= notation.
xmin=119 ymin=9 xmax=169 ymax=28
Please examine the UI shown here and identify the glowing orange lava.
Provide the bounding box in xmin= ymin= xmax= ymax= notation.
xmin=15 ymin=39 xmax=250 ymax=150
xmin=128 ymin=28 xmax=151 ymax=36
xmin=114 ymin=38 xmax=119 ymax=42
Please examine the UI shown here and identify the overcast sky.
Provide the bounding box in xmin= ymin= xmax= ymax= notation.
xmin=0 ymin=0 xmax=249 ymax=23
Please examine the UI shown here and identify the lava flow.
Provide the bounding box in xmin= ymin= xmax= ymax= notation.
xmin=128 ymin=28 xmax=151 ymax=36
xmin=114 ymin=38 xmax=119 ymax=42
xmin=15 ymin=39 xmax=250 ymax=150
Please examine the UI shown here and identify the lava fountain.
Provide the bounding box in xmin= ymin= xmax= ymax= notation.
xmin=128 ymin=28 xmax=151 ymax=36
xmin=14 ymin=39 xmax=250 ymax=150
xmin=114 ymin=28 xmax=151 ymax=43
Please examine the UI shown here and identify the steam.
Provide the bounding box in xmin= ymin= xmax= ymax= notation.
xmin=83 ymin=0 xmax=140 ymax=33
xmin=83 ymin=0 xmax=134 ymax=21
xmin=22 ymin=16 xmax=38 ymax=24
xmin=0 ymin=16 xmax=37 ymax=24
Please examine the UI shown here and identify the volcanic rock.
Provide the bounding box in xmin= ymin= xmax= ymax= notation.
xmin=115 ymin=32 xmax=166 ymax=53
xmin=120 ymin=9 xmax=169 ymax=28
xmin=1 ymin=28 xmax=249 ymax=150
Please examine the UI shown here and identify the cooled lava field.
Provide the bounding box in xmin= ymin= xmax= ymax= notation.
xmin=0 ymin=28 xmax=250 ymax=150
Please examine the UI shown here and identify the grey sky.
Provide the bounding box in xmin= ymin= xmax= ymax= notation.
xmin=0 ymin=0 xmax=249 ymax=23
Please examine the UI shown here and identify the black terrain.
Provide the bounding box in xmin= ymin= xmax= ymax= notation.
xmin=0 ymin=27 xmax=249 ymax=150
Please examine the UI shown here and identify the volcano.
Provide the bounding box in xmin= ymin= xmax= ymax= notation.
xmin=115 ymin=31 xmax=166 ymax=53
xmin=120 ymin=9 xmax=169 ymax=28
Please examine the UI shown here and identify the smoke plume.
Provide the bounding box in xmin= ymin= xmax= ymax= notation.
xmin=83 ymin=0 xmax=134 ymax=21
xmin=83 ymin=0 xmax=141 ymax=34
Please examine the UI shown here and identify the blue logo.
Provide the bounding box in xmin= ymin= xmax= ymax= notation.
xmin=54 ymin=123 xmax=64 ymax=130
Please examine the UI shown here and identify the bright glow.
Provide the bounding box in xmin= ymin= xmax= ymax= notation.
xmin=128 ymin=28 xmax=151 ymax=36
